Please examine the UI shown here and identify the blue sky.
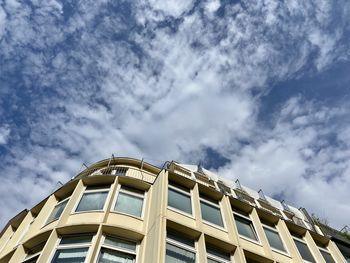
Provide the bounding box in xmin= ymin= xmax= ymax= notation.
xmin=0 ymin=0 xmax=350 ymax=229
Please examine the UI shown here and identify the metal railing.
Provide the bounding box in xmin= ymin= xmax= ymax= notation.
xmin=292 ymin=216 xmax=307 ymax=228
xmin=217 ymin=180 xmax=232 ymax=195
xmin=234 ymin=189 xmax=256 ymax=206
xmin=194 ymin=172 xmax=216 ymax=189
xmin=171 ymin=165 xmax=192 ymax=179
xmin=87 ymin=165 xmax=156 ymax=184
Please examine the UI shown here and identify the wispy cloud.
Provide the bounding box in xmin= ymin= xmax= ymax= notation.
xmin=0 ymin=126 xmax=10 ymax=145
xmin=0 ymin=0 xmax=350 ymax=228
xmin=218 ymin=97 xmax=350 ymax=226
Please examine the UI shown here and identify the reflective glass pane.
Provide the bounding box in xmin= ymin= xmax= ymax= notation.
xmin=114 ymin=192 xmax=143 ymax=217
xmin=167 ymin=232 xmax=194 ymax=248
xmin=51 ymin=248 xmax=88 ymax=263
xmin=60 ymin=235 xmax=93 ymax=245
xmin=98 ymin=247 xmax=135 ymax=263
xmin=263 ymin=227 xmax=286 ymax=252
xmin=200 ymin=201 xmax=224 ymax=227
xmin=104 ymin=236 xmax=136 ymax=252
xmin=76 ymin=191 xmax=108 ymax=212
xmin=320 ymin=250 xmax=335 ymax=263
xmin=294 ymin=239 xmax=315 ymax=263
xmin=47 ymin=199 xmax=69 ymax=223
xmin=165 ymin=243 xmax=195 ymax=263
xmin=207 ymin=259 xmax=221 ymax=263
xmin=234 ymin=215 xmax=258 ymax=241
xmin=168 ymin=188 xmax=192 ymax=214
xmin=207 ymin=246 xmax=230 ymax=261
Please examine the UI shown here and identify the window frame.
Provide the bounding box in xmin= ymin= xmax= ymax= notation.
xmin=111 ymin=184 xmax=146 ymax=219
xmin=199 ymin=195 xmax=225 ymax=229
xmin=262 ymin=223 xmax=288 ymax=255
xmin=165 ymin=231 xmax=197 ymax=263
xmin=292 ymin=235 xmax=316 ymax=263
xmin=49 ymin=234 xmax=95 ymax=263
xmin=95 ymin=235 xmax=138 ymax=263
xmin=23 ymin=250 xmax=40 ymax=263
xmin=232 ymin=210 xmax=260 ymax=243
xmin=74 ymin=186 xmax=111 ymax=213
xmin=46 ymin=197 xmax=70 ymax=224
xmin=206 ymin=245 xmax=231 ymax=263
xmin=167 ymin=182 xmax=194 ymax=217
xmin=22 ymin=240 xmax=47 ymax=263
xmin=318 ymin=245 xmax=336 ymax=263
xmin=22 ymin=255 xmax=40 ymax=263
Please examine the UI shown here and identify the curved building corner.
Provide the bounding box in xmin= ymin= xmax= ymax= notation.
xmin=0 ymin=156 xmax=347 ymax=263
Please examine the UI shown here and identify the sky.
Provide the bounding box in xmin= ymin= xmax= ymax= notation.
xmin=0 ymin=0 xmax=350 ymax=230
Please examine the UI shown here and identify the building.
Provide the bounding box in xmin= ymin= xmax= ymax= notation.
xmin=315 ymin=222 xmax=350 ymax=263
xmin=0 ymin=156 xmax=347 ymax=263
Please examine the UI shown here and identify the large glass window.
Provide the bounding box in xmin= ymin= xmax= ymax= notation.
xmin=293 ymin=238 xmax=315 ymax=263
xmin=262 ymin=224 xmax=286 ymax=252
xmin=166 ymin=231 xmax=196 ymax=263
xmin=47 ymin=198 xmax=69 ymax=223
xmin=206 ymin=245 xmax=231 ymax=263
xmin=75 ymin=187 xmax=109 ymax=212
xmin=200 ymin=196 xmax=224 ymax=227
xmin=51 ymin=235 xmax=93 ymax=263
xmin=168 ymin=182 xmax=192 ymax=215
xmin=97 ymin=235 xmax=137 ymax=263
xmin=114 ymin=186 xmax=144 ymax=217
xmin=233 ymin=211 xmax=258 ymax=241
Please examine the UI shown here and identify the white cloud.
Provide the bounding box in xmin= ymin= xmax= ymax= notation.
xmin=146 ymin=0 xmax=195 ymax=18
xmin=205 ymin=0 xmax=221 ymax=14
xmin=0 ymin=126 xmax=10 ymax=144
xmin=0 ymin=0 xmax=350 ymax=230
xmin=218 ymin=98 xmax=350 ymax=228
xmin=0 ymin=6 xmax=6 ymax=40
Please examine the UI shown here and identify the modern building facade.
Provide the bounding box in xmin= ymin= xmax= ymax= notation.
xmin=0 ymin=157 xmax=347 ymax=263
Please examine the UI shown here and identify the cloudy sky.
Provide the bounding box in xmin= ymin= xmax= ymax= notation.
xmin=0 ymin=0 xmax=350 ymax=229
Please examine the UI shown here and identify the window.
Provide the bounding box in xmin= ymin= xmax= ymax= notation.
xmin=319 ymin=250 xmax=335 ymax=263
xmin=200 ymin=195 xmax=224 ymax=227
xmin=233 ymin=210 xmax=258 ymax=241
xmin=293 ymin=237 xmax=315 ymax=263
xmin=166 ymin=231 xmax=196 ymax=263
xmin=113 ymin=186 xmax=144 ymax=217
xmin=206 ymin=245 xmax=231 ymax=263
xmin=168 ymin=182 xmax=192 ymax=215
xmin=316 ymin=243 xmax=335 ymax=263
xmin=47 ymin=198 xmax=69 ymax=223
xmin=97 ymin=235 xmax=137 ymax=263
xmin=23 ymin=241 xmax=46 ymax=263
xmin=75 ymin=186 xmax=110 ymax=212
xmin=50 ymin=235 xmax=93 ymax=263
xmin=262 ymin=223 xmax=286 ymax=253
